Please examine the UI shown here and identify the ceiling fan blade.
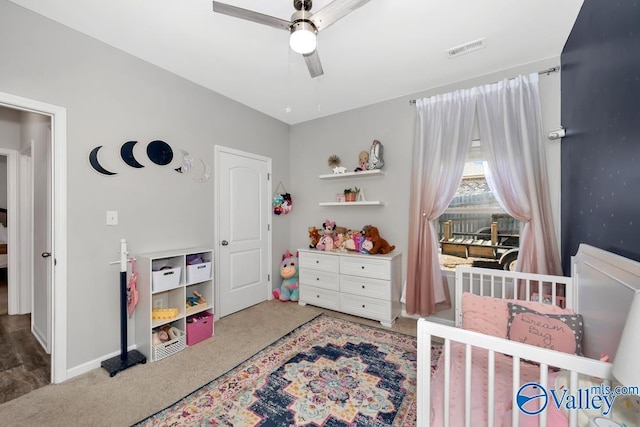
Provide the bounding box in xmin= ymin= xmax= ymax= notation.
xmin=310 ymin=0 xmax=372 ymax=31
xmin=212 ymin=1 xmax=291 ymax=31
xmin=303 ymin=50 xmax=324 ymax=78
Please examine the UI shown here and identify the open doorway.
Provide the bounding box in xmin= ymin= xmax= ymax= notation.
xmin=0 ymin=91 xmax=68 ymax=387
xmin=0 ymin=109 xmax=51 ymax=402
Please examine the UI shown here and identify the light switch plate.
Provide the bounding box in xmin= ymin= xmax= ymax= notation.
xmin=106 ymin=210 xmax=118 ymax=226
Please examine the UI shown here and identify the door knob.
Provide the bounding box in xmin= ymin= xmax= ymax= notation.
xmin=221 ymin=240 xmax=229 ymax=246
xmin=42 ymin=252 xmax=52 ymax=258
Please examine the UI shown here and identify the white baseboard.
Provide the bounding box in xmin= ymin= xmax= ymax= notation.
xmin=401 ymin=310 xmax=455 ymax=327
xmin=66 ymin=344 xmax=140 ymax=380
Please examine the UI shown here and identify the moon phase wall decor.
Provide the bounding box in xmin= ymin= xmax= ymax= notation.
xmin=146 ymin=140 xmax=173 ymax=166
xmin=120 ymin=141 xmax=145 ymax=168
xmin=89 ymin=140 xmax=211 ymax=183
xmin=193 ymin=159 xmax=211 ymax=183
xmin=89 ymin=146 xmax=118 ymax=176
xmin=175 ymin=149 xmax=194 ymax=174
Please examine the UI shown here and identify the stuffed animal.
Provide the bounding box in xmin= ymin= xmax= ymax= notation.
xmin=272 ymin=251 xmax=299 ymax=302
xmin=363 ymin=225 xmax=395 ymax=254
xmin=334 ymin=232 xmax=348 ymax=252
xmin=360 ymin=238 xmax=373 ymax=254
xmin=354 ymin=150 xmax=369 ymax=172
xmin=316 ymin=219 xmax=336 ymax=251
xmin=308 ymin=226 xmax=321 ymax=249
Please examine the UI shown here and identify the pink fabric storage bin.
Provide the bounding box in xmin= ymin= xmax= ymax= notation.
xmin=186 ymin=311 xmax=214 ymax=346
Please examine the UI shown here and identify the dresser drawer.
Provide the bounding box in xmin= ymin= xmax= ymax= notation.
xmin=340 ymin=275 xmax=390 ymax=300
xmin=340 ymin=257 xmax=390 ymax=280
xmin=299 ymin=269 xmax=339 ymax=291
xmin=300 ymin=285 xmax=340 ymax=311
xmin=340 ymin=293 xmax=390 ymax=321
xmin=299 ymin=251 xmax=339 ymax=273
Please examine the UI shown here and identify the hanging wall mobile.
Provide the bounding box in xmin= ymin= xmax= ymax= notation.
xmin=273 ymin=181 xmax=292 ymax=215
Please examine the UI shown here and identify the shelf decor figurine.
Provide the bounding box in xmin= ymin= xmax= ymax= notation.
xmin=368 ymin=139 xmax=384 ymax=170
xmin=327 ymin=154 xmax=346 ymax=174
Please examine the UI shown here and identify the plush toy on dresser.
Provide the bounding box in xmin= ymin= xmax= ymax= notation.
xmin=316 ymin=220 xmax=336 ymax=251
xmin=308 ymin=226 xmax=321 ymax=249
xmin=272 ymin=251 xmax=299 ymax=302
xmin=363 ymin=225 xmax=395 ymax=254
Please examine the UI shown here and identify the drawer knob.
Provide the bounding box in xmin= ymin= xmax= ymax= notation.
xmin=361 ymin=266 xmax=365 ymax=269
xmin=316 ymin=277 xmax=320 ymax=281
xmin=362 ymin=304 xmax=366 ymax=308
xmin=316 ymin=260 xmax=319 ymax=264
xmin=316 ymin=295 xmax=320 ymax=298
xmin=361 ymin=285 xmax=365 ymax=289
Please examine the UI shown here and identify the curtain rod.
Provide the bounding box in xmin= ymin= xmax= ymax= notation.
xmin=408 ymin=65 xmax=560 ymax=105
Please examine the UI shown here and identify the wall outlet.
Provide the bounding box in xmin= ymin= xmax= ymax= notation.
xmin=106 ymin=210 xmax=118 ymax=226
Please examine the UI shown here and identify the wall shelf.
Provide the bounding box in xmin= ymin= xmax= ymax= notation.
xmin=319 ymin=169 xmax=385 ymax=180
xmin=319 ymin=201 xmax=384 ymax=206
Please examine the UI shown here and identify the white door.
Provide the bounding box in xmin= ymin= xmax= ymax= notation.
xmin=215 ymin=146 xmax=271 ymax=318
xmin=32 ymin=124 xmax=52 ymax=353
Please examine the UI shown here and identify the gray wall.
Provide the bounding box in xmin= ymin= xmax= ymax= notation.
xmin=0 ymin=107 xmax=21 ymax=151
xmin=0 ymin=0 xmax=290 ymax=370
xmin=289 ymin=58 xmax=563 ymax=319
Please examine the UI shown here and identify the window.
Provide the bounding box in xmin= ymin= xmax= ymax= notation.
xmin=438 ymin=156 xmax=521 ymax=272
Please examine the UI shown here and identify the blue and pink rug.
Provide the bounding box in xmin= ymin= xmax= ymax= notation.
xmin=136 ymin=315 xmax=442 ymax=426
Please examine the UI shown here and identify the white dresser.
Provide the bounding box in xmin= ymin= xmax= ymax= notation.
xmin=297 ymin=249 xmax=402 ymax=327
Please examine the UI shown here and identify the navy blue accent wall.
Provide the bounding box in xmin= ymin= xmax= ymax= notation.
xmin=561 ymin=0 xmax=640 ymax=273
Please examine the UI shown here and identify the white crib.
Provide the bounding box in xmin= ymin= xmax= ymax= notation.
xmin=417 ymin=244 xmax=640 ymax=427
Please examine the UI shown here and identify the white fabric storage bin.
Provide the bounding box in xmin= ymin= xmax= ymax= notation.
xmin=186 ymin=262 xmax=212 ymax=283
xmin=152 ymin=267 xmax=182 ymax=292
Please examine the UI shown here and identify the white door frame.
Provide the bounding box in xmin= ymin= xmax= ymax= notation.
xmin=213 ymin=145 xmax=272 ymax=319
xmin=0 ymin=90 xmax=68 ymax=384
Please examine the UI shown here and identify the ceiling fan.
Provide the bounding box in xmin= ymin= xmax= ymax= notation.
xmin=212 ymin=0 xmax=372 ymax=78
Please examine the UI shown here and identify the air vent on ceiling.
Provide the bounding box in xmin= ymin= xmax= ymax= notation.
xmin=447 ymin=38 xmax=486 ymax=58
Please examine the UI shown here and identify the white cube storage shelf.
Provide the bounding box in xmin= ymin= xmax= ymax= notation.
xmin=298 ymin=249 xmax=402 ymax=327
xmin=136 ymin=247 xmax=214 ymax=362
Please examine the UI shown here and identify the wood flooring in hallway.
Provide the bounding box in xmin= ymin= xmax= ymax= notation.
xmin=0 ymin=279 xmax=50 ymax=403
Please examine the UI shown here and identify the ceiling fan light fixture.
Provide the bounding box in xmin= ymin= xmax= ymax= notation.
xmin=290 ymin=21 xmax=317 ymax=54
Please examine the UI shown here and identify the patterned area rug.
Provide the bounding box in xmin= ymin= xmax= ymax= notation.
xmin=136 ymin=315 xmax=442 ymax=427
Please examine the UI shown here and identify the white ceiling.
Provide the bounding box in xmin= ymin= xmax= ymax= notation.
xmin=9 ymin=0 xmax=584 ymax=125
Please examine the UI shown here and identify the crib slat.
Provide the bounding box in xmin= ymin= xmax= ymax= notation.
xmin=569 ymin=371 xmax=578 ymax=427
xmin=444 ymin=339 xmax=451 ymax=427
xmin=417 ymin=326 xmax=431 ymax=427
xmin=512 ymin=356 xmax=521 ymax=427
xmin=465 ymin=344 xmax=472 ymax=427
xmin=539 ymin=363 xmax=548 ymax=427
xmin=487 ymin=350 xmax=495 ymax=427
xmin=490 ymin=276 xmax=495 ymax=298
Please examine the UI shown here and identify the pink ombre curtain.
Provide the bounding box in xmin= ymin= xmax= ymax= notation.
xmin=476 ymin=73 xmax=562 ymax=276
xmin=406 ymin=89 xmax=477 ymax=316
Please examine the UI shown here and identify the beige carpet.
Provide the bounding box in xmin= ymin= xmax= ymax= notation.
xmin=0 ymin=300 xmax=417 ymax=426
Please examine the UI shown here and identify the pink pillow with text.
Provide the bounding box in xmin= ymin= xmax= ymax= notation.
xmin=461 ymin=293 xmax=574 ymax=339
xmin=506 ymin=303 xmax=584 ymax=355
